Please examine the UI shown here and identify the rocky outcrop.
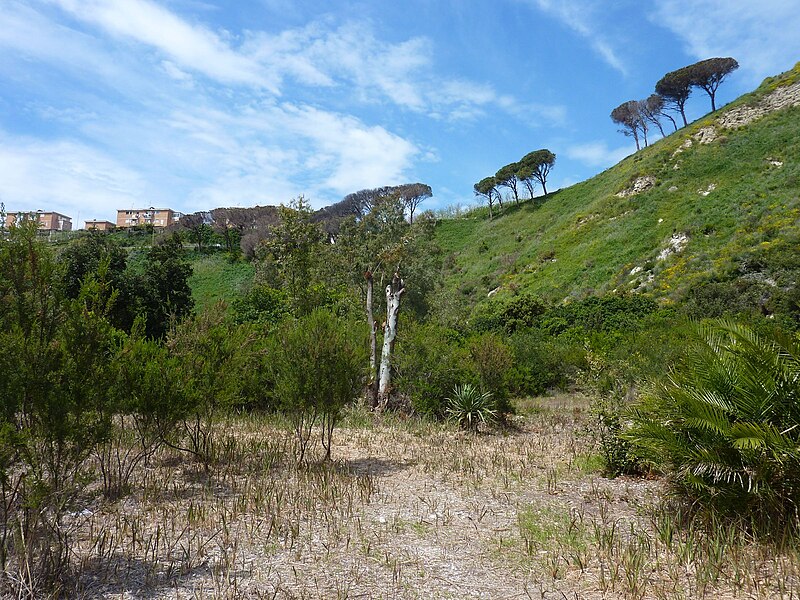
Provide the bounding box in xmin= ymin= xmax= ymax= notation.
xmin=658 ymin=232 xmax=689 ymax=261
xmin=719 ymin=82 xmax=800 ymax=129
xmin=616 ymin=176 xmax=655 ymax=198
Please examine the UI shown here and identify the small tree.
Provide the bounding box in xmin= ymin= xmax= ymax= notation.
xmin=474 ymin=177 xmax=500 ymax=219
xmin=688 ymin=57 xmax=739 ymax=112
xmin=640 ymin=93 xmax=676 ymax=135
xmin=467 ymin=332 xmax=514 ymax=418
xmin=269 ymin=310 xmax=366 ymax=462
xmin=0 ymin=221 xmax=116 ymax=594
xmin=520 ymin=150 xmax=556 ymax=196
xmin=166 ymin=305 xmax=252 ymax=469
xmin=179 ymin=212 xmax=214 ymax=252
xmin=257 ymin=197 xmax=328 ymax=317
xmin=495 ymin=163 xmax=521 ymax=205
xmin=104 ymin=321 xmax=185 ymax=499
xmin=611 ymin=100 xmax=644 ymax=150
xmin=656 ymin=67 xmax=693 ymax=127
xmin=394 ymin=182 xmax=432 ymax=224
xmin=138 ymin=233 xmax=194 ymax=339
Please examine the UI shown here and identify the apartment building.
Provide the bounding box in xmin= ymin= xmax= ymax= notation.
xmin=5 ymin=210 xmax=72 ymax=232
xmin=85 ymin=219 xmax=116 ymax=231
xmin=116 ymin=208 xmax=182 ymax=229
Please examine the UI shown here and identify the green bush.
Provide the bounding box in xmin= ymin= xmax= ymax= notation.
xmin=541 ymin=295 xmax=658 ymax=338
xmin=268 ymin=310 xmax=367 ymax=462
xmin=472 ymin=293 xmax=547 ymax=332
xmin=166 ymin=305 xmax=253 ymax=468
xmin=394 ymin=323 xmax=472 ymax=417
xmin=0 ymin=222 xmax=118 ymax=595
xmin=506 ymin=329 xmax=581 ymax=396
xmin=466 ymin=332 xmax=514 ymax=417
xmin=629 ymin=321 xmax=800 ymax=525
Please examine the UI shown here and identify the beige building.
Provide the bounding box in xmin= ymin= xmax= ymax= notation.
xmin=116 ymin=208 xmax=182 ymax=229
xmin=5 ymin=211 xmax=72 ymax=232
xmin=85 ymin=219 xmax=116 ymax=231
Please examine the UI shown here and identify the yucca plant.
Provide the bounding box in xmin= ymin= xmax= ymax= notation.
xmin=446 ymin=383 xmax=497 ymax=432
xmin=628 ymin=320 xmax=800 ymax=524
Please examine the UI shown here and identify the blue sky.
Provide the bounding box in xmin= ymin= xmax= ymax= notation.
xmin=1 ymin=0 xmax=799 ymax=225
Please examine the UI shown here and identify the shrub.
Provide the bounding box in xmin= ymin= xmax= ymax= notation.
xmin=446 ymin=384 xmax=496 ymax=432
xmin=0 ymin=222 xmax=117 ymax=595
xmin=466 ymin=332 xmax=514 ymax=417
xmin=233 ymin=284 xmax=292 ymax=325
xmin=581 ymin=349 xmax=643 ymax=476
xmin=104 ymin=322 xmax=185 ymax=498
xmin=472 ymin=293 xmax=548 ymax=332
xmin=506 ymin=329 xmax=580 ymax=396
xmin=268 ymin=310 xmax=367 ymax=462
xmin=394 ymin=323 xmax=472 ymax=417
xmin=629 ymin=321 xmax=800 ymax=525
xmin=167 ymin=305 xmax=254 ymax=468
xmin=541 ymin=295 xmax=658 ymax=338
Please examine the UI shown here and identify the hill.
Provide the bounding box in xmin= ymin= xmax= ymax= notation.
xmin=436 ymin=62 xmax=800 ymax=317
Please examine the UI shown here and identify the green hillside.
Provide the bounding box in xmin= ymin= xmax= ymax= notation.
xmin=188 ymin=253 xmax=254 ymax=313
xmin=437 ymin=63 xmax=800 ymax=314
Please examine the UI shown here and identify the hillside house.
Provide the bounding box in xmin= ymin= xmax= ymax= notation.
xmin=85 ymin=219 xmax=116 ymax=231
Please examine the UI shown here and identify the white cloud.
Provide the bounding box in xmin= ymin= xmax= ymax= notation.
xmin=279 ymin=105 xmax=419 ymax=193
xmin=524 ymin=0 xmax=627 ymax=75
xmin=0 ymin=134 xmax=147 ymax=222
xmin=51 ymin=0 xmax=276 ymax=90
xmin=38 ymin=0 xmax=551 ymax=123
xmin=652 ymin=0 xmax=800 ymax=85
xmin=565 ymin=141 xmax=633 ymax=168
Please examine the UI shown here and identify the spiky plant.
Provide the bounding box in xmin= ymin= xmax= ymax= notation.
xmin=446 ymin=383 xmax=496 ymax=433
xmin=629 ymin=321 xmax=800 ymax=523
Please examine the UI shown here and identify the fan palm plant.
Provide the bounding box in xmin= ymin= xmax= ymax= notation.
xmin=446 ymin=383 xmax=497 ymax=433
xmin=629 ymin=321 xmax=800 ymax=521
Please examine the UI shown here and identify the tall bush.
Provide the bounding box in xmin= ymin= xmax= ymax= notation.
xmin=166 ymin=305 xmax=253 ymax=468
xmin=268 ymin=310 xmax=366 ymax=461
xmin=466 ymin=332 xmax=514 ymax=417
xmin=0 ymin=222 xmax=116 ymax=595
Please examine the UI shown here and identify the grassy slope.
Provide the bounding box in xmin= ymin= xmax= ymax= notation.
xmin=188 ymin=253 xmax=254 ymax=313
xmin=437 ymin=63 xmax=800 ymax=310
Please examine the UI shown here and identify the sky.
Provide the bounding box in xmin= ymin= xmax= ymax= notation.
xmin=1 ymin=0 xmax=800 ymax=225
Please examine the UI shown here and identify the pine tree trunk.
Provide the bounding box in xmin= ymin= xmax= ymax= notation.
xmin=378 ymin=273 xmax=404 ymax=408
xmin=524 ymin=180 xmax=535 ymax=199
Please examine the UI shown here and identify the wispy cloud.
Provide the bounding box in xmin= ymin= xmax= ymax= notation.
xmin=652 ymin=0 xmax=800 ymax=85
xmin=46 ymin=0 xmax=547 ymax=121
xmin=0 ymin=134 xmax=147 ymax=222
xmin=52 ymin=0 xmax=276 ymax=90
xmin=565 ymin=141 xmax=633 ymax=168
xmin=522 ymin=0 xmax=627 ymax=75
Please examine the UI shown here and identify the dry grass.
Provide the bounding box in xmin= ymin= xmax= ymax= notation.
xmin=59 ymin=395 xmax=800 ymax=599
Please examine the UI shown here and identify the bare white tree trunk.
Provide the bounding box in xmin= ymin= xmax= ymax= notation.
xmin=378 ymin=273 xmax=404 ymax=408
xmin=365 ymin=270 xmax=379 ymax=407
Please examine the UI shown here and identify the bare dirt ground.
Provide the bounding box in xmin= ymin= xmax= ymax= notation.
xmin=68 ymin=395 xmax=799 ymax=599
